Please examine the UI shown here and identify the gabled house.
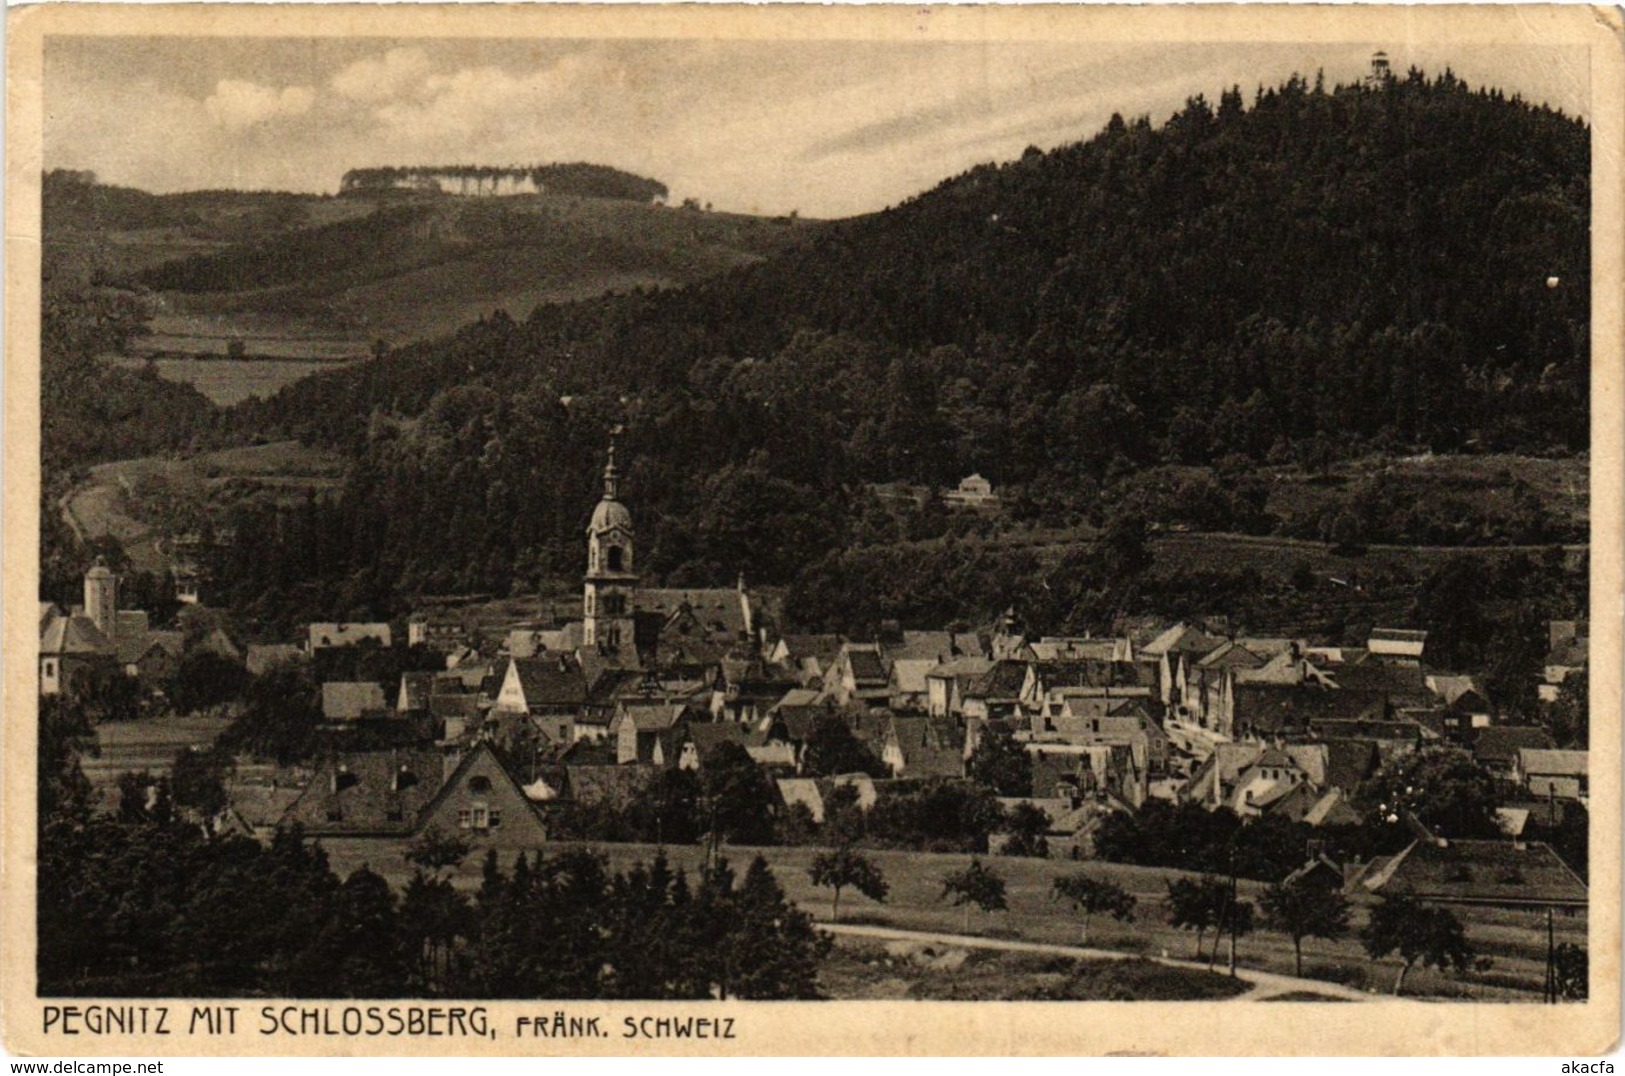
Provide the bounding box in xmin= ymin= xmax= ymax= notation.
xmin=962 ymin=660 xmax=1029 ymax=721
xmin=827 ymin=643 xmax=891 ymax=707
xmin=610 ymin=701 xmax=689 ymax=766
xmin=493 ymin=655 xmax=588 ymax=722
xmin=888 ymin=658 xmax=938 ymax=713
xmin=280 ymin=742 xmax=546 ymax=849
xmin=767 ymin=634 xmax=845 ymax=688
xmin=1427 ymin=675 xmax=1493 ymax=728
xmin=1349 ymin=837 xmax=1587 ymax=911
xmin=926 ymin=657 xmax=994 ymax=718
xmin=1232 ymin=683 xmax=1387 ymax=740
xmin=881 ymin=716 xmax=963 ymax=778
xmin=676 ymin=722 xmax=746 ymax=770
xmin=246 ymin=643 xmax=305 ymax=677
xmin=1140 ymin=622 xmax=1227 ymax=711
xmin=1472 ymin=726 xmax=1557 ymax=782
xmin=1539 ymin=620 xmax=1588 ymax=702
xmin=321 ymin=681 xmax=389 ymax=722
xmin=1513 ymin=749 xmax=1588 ymax=801
xmin=1366 ymin=627 xmax=1427 ymax=666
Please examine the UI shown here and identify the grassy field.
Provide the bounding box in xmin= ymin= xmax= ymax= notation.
xmin=819 ymin=937 xmax=1249 ymax=1000
xmin=312 ymin=837 xmax=1582 ymax=1001
xmin=83 ymin=714 xmax=233 ymax=809
xmin=60 ymin=191 xmax=816 ymax=385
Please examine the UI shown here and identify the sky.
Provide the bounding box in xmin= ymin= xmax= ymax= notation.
xmin=44 ymin=36 xmax=1590 ymax=219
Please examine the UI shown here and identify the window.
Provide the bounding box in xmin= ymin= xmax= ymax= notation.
xmin=469 ymin=775 xmax=492 ymax=793
xmin=607 ymin=545 xmax=624 ymax=572
xmin=603 ymin=594 xmax=626 ymax=616
xmin=471 ymin=806 xmax=488 ymax=828
xmin=585 ymin=592 xmax=594 ymax=615
xmin=456 ymin=808 xmax=472 ymax=829
xmin=488 ymin=810 xmax=502 ymax=829
xmin=43 ymin=660 xmax=55 ymax=677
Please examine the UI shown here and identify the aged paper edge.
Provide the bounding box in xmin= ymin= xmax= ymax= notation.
xmin=3 ymin=3 xmax=1621 ymax=1057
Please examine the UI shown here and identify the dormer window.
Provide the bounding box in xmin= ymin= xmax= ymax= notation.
xmin=469 ymin=775 xmax=492 ymax=793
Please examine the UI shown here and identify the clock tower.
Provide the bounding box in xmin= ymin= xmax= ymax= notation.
xmin=583 ymin=431 xmax=638 ymax=663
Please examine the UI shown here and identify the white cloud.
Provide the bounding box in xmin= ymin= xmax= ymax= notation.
xmin=204 ymin=79 xmax=316 ymax=130
xmin=331 ymin=47 xmax=433 ymax=104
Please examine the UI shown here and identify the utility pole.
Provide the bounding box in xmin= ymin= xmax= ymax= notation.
xmin=1545 ymin=906 xmax=1557 ymax=1003
xmin=1228 ymin=838 xmax=1238 ymax=978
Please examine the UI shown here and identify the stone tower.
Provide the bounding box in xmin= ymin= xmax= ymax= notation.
xmin=583 ymin=431 xmax=637 ymax=662
xmin=83 ymin=558 xmax=117 ymax=643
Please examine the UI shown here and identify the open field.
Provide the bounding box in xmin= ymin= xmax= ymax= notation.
xmin=820 ymin=935 xmax=1250 ymax=1001
xmin=83 ymin=714 xmax=233 ymax=810
xmin=59 ymin=191 xmax=816 ymax=391
xmin=109 ymin=356 xmax=358 ymax=406
xmin=312 ymin=837 xmax=1583 ymax=1001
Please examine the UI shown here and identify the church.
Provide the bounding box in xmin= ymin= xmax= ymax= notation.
xmin=575 ymin=433 xmax=762 ymax=672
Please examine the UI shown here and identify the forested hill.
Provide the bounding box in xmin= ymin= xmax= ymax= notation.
xmin=217 ymin=68 xmax=1590 ymax=615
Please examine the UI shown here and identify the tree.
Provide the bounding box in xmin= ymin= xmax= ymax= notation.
xmin=1357 ymin=746 xmax=1502 ymax=844
xmin=1260 ymin=877 xmax=1351 ymax=975
xmin=1165 ymin=875 xmax=1229 ymax=960
xmin=999 ymin=802 xmax=1051 ymax=858
xmin=166 ymin=650 xmax=249 ymax=716
xmin=169 ymin=747 xmax=227 ymax=823
xmin=1553 ymin=943 xmax=1588 ymax=1000
xmin=725 ymin=856 xmax=831 ymax=999
xmin=700 ymin=741 xmax=778 ymax=846
xmin=801 ymin=713 xmax=887 ymax=778
xmin=807 ymin=844 xmax=888 ymax=923
xmin=405 ymin=827 xmax=473 ymax=877
xmin=1361 ymin=894 xmax=1474 ymax=996
xmin=939 ymin=858 xmax=1008 ymax=933
xmin=966 ymin=721 xmax=1032 ymax=796
xmin=1547 ymin=668 xmax=1588 ymax=749
xmin=1051 ymin=873 xmax=1136 ymax=945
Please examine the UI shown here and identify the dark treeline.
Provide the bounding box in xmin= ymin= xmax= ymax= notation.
xmin=207 ymin=69 xmax=1586 ymax=627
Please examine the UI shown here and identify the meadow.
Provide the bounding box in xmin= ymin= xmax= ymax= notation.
xmin=315 ymin=836 xmax=1582 ymax=1001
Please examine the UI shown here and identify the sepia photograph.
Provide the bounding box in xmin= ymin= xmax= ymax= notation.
xmin=3 ymin=2 xmax=1621 ymax=1057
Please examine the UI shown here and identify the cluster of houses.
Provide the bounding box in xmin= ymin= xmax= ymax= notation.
xmin=42 ymin=445 xmax=1590 ymax=914
xmin=39 ymin=558 xmax=241 ymax=697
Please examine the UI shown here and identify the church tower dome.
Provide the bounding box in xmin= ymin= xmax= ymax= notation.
xmin=583 ymin=430 xmax=637 ymax=664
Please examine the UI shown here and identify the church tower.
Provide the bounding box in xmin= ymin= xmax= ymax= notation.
xmin=84 ymin=557 xmax=118 ymax=643
xmin=583 ymin=431 xmax=638 ymax=662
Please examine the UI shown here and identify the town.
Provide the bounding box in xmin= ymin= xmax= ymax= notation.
xmin=38 ymin=437 xmax=1590 ymax=1001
